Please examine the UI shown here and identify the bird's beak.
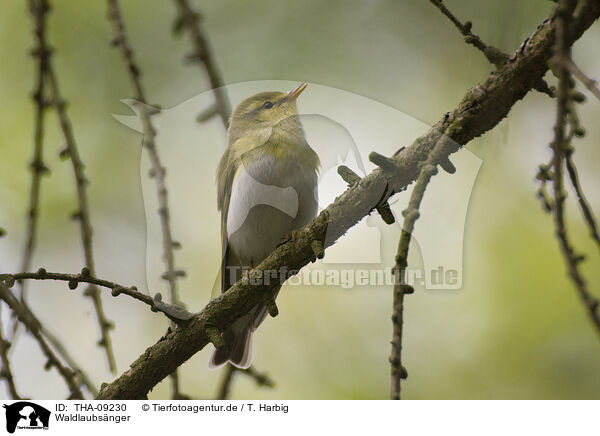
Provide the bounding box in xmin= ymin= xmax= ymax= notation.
xmin=285 ymin=82 xmax=308 ymax=102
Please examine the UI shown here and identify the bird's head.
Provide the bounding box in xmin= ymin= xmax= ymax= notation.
xmin=228 ymin=82 xmax=308 ymax=140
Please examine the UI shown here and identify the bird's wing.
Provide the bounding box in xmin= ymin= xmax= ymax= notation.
xmin=219 ymin=193 xmax=239 ymax=293
xmin=217 ymin=148 xmax=237 ymax=294
xmin=217 ymin=134 xmax=263 ymax=294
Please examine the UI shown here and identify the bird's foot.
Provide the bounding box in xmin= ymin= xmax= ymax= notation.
xmin=241 ymin=268 xmax=251 ymax=281
xmin=279 ymin=229 xmax=301 ymax=247
xmin=152 ymin=293 xmax=195 ymax=324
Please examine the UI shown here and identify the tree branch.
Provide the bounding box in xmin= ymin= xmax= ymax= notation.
xmin=547 ymin=0 xmax=600 ymax=336
xmin=429 ymin=0 xmax=556 ymax=96
xmin=429 ymin=0 xmax=508 ymax=67
xmin=107 ymin=0 xmax=186 ymax=310
xmin=559 ymin=69 xmax=600 ymax=253
xmin=562 ymin=58 xmax=600 ymax=101
xmin=0 ymin=270 xmax=198 ymax=331
xmin=19 ymin=0 xmax=51 ymax=306
xmin=94 ymin=1 xmax=600 ymax=400
xmin=1 ymin=0 xmax=52 ymax=398
xmin=1 ymin=269 xmax=152 ymax=309
xmin=389 ymin=141 xmax=456 ymax=398
xmin=0 ymin=307 xmax=21 ymax=399
xmin=107 ymin=0 xmax=188 ymax=398
xmin=0 ymin=282 xmax=83 ymax=399
xmin=215 ymin=363 xmax=275 ymax=400
xmin=565 ymin=152 xmax=600 ymax=252
xmin=172 ymin=0 xmax=232 ymax=127
xmin=107 ymin=0 xmax=183 ymax=307
xmin=172 ymin=0 xmax=271 ymax=396
xmin=39 ymin=326 xmax=98 ymax=397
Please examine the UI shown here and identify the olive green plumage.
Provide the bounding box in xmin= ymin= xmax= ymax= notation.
xmin=211 ymin=83 xmax=320 ymax=368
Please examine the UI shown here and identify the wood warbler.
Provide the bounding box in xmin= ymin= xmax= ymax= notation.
xmin=211 ymin=82 xmax=320 ymax=368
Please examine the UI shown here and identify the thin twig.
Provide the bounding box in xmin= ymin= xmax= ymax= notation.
xmin=1 ymin=270 xmax=155 ymax=312
xmin=2 ymin=0 xmax=53 ymax=396
xmin=389 ymin=135 xmax=455 ymax=399
xmin=47 ymin=57 xmax=117 ymax=374
xmin=565 ymin=153 xmax=600 ymax=251
xmin=19 ymin=0 xmax=51 ymax=307
xmin=0 ymin=282 xmax=83 ymax=399
xmin=172 ymin=1 xmax=277 ymax=398
xmin=216 ymin=363 xmax=275 ymax=400
xmin=560 ymin=86 xmax=600 ymax=252
xmin=0 ymin=306 xmax=21 ymax=399
xmin=390 ymin=228 xmax=410 ymax=400
xmin=563 ymin=58 xmax=600 ymax=101
xmin=216 ymin=364 xmax=235 ymax=400
xmin=28 ymin=0 xmax=117 ymax=373
xmin=40 ymin=327 xmax=98 ymax=397
xmin=107 ymin=0 xmax=182 ymax=309
xmin=429 ymin=0 xmax=508 ymax=67
xmin=0 ymin=268 xmax=183 ymax=395
xmin=429 ymin=0 xmax=554 ymax=97
xmin=172 ymin=0 xmax=231 ymax=126
xmin=549 ymin=0 xmax=600 ymax=337
xmin=107 ymin=0 xmax=185 ymax=398
xmin=171 ymin=0 xmax=277 ymax=397
xmin=244 ymin=366 xmax=275 ymax=389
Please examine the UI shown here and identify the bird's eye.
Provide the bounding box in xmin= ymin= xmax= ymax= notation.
xmin=262 ymin=101 xmax=274 ymax=109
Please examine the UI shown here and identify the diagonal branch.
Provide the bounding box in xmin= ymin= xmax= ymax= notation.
xmin=1 ymin=271 xmax=100 ymax=396
xmin=0 ymin=306 xmax=21 ymax=399
xmin=107 ymin=0 xmax=183 ymax=309
xmin=95 ymin=1 xmax=600 ymax=400
xmin=0 ymin=282 xmax=83 ymax=399
xmin=172 ymin=0 xmax=232 ymax=126
xmin=429 ymin=0 xmax=508 ymax=67
xmin=40 ymin=327 xmax=98 ymax=397
xmin=429 ymin=0 xmax=553 ymax=96
xmin=563 ymin=58 xmax=600 ymax=101
xmin=107 ymin=0 xmax=186 ymax=398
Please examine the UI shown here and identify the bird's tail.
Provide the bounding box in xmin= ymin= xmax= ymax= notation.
xmin=209 ymin=326 xmax=253 ymax=369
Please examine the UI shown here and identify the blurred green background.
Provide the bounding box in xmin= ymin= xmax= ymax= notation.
xmin=0 ymin=0 xmax=599 ymax=399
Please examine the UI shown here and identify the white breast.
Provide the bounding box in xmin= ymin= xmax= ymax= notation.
xmin=227 ymin=165 xmax=299 ymax=237
xmin=225 ymin=154 xmax=318 ymax=266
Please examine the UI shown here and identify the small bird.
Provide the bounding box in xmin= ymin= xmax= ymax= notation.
xmin=211 ymin=82 xmax=320 ymax=368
